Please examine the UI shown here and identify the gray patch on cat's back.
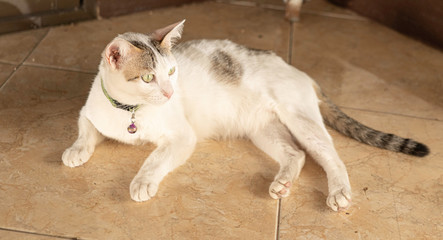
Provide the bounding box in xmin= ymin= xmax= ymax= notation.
xmin=210 ymin=50 xmax=243 ymax=85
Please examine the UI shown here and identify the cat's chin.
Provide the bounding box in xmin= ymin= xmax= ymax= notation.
xmin=144 ymin=97 xmax=170 ymax=105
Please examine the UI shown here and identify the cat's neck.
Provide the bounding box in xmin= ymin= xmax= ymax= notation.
xmin=100 ymin=76 xmax=141 ymax=113
xmin=98 ymin=67 xmax=140 ymax=107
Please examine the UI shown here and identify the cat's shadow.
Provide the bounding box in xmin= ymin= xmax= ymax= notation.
xmin=249 ymin=171 xmax=277 ymax=199
xmin=49 ymin=141 xmax=327 ymax=208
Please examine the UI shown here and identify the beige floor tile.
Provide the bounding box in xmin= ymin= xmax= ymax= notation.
xmin=0 ymin=50 xmax=280 ymax=239
xmin=0 ymin=66 xmax=93 ymax=109
xmin=0 ymin=137 xmax=279 ymax=239
xmin=0 ymin=29 xmax=48 ymax=64
xmin=387 ymin=137 xmax=442 ymax=239
xmin=291 ymin=13 xmax=443 ymax=120
xmin=0 ymin=63 xmax=16 ymax=87
xmin=0 ymin=230 xmax=64 ymax=240
xmin=279 ymin=109 xmax=442 ymax=240
xmin=1 ymin=0 xmax=442 ymax=239
xmin=218 ymin=0 xmax=285 ymax=8
xmin=2 ymin=2 xmax=291 ymax=238
xmin=25 ymin=1 xmax=290 ymax=72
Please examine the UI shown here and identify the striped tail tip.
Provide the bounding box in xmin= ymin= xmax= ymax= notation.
xmin=401 ymin=140 xmax=430 ymax=157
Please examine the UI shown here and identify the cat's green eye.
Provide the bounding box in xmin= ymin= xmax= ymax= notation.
xmin=168 ymin=67 xmax=176 ymax=76
xmin=141 ymin=73 xmax=154 ymax=83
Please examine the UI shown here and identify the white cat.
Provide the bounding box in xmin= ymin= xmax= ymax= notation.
xmin=62 ymin=20 xmax=428 ymax=211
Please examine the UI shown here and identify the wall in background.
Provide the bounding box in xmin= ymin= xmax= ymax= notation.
xmin=1 ymin=0 xmax=442 ymax=50
xmin=0 ymin=0 xmax=205 ymax=34
xmin=329 ymin=0 xmax=443 ymax=50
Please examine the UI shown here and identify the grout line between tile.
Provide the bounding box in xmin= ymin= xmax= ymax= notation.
xmin=386 ymin=160 xmax=403 ymax=240
xmin=302 ymin=10 xmax=368 ymax=21
xmin=0 ymin=59 xmax=19 ymax=66
xmin=275 ymin=21 xmax=295 ymax=240
xmin=215 ymin=0 xmax=258 ymax=8
xmin=338 ymin=105 xmax=443 ymax=122
xmin=219 ymin=0 xmax=285 ymax=11
xmin=288 ymin=21 xmax=294 ymax=65
xmin=0 ymin=227 xmax=79 ymax=240
xmin=215 ymin=0 xmax=367 ymax=21
xmin=275 ymin=199 xmax=282 ymax=240
xmin=22 ymin=62 xmax=97 ymax=74
xmin=0 ymin=28 xmax=50 ymax=91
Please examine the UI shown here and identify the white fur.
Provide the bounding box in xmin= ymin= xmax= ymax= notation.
xmin=62 ymin=22 xmax=351 ymax=211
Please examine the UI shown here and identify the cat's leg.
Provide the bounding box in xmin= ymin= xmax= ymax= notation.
xmin=62 ymin=108 xmax=104 ymax=167
xmin=277 ymin=108 xmax=351 ymax=211
xmin=249 ymin=119 xmax=305 ymax=199
xmin=130 ymin=133 xmax=196 ymax=202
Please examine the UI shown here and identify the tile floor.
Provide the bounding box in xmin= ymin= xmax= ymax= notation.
xmin=0 ymin=0 xmax=442 ymax=239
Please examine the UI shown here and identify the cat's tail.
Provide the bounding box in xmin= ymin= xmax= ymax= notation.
xmin=313 ymin=84 xmax=429 ymax=157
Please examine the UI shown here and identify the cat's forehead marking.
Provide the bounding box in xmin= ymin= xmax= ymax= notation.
xmin=128 ymin=39 xmax=149 ymax=50
xmin=210 ymin=50 xmax=243 ymax=85
xmin=140 ymin=48 xmax=157 ymax=70
xmin=150 ymin=40 xmax=169 ymax=56
xmin=127 ymin=37 xmax=167 ymax=56
xmin=116 ymin=37 xmax=158 ymax=80
xmin=125 ymin=39 xmax=156 ymax=68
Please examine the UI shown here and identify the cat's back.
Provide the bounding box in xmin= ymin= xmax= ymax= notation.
xmin=173 ymin=39 xmax=289 ymax=88
xmin=172 ymin=40 xmax=284 ymax=139
xmin=173 ymin=39 xmax=276 ymax=65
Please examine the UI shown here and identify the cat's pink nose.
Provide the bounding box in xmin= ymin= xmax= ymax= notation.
xmin=162 ymin=90 xmax=174 ymax=99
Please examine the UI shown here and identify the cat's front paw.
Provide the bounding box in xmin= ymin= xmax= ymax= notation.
xmin=327 ymin=187 xmax=352 ymax=211
xmin=62 ymin=145 xmax=92 ymax=167
xmin=130 ymin=178 xmax=159 ymax=202
xmin=269 ymin=180 xmax=292 ymax=199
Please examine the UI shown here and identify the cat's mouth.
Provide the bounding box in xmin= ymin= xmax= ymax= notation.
xmin=143 ymin=95 xmax=170 ymax=105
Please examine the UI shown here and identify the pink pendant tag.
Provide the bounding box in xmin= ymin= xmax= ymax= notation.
xmin=127 ymin=123 xmax=137 ymax=134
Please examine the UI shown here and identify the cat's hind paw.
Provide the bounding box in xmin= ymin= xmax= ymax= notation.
xmin=269 ymin=180 xmax=292 ymax=199
xmin=130 ymin=179 xmax=159 ymax=202
xmin=327 ymin=187 xmax=352 ymax=211
xmin=62 ymin=145 xmax=92 ymax=168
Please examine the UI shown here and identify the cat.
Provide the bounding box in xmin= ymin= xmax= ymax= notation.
xmin=62 ymin=20 xmax=429 ymax=211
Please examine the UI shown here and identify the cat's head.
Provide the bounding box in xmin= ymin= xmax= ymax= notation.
xmin=99 ymin=20 xmax=185 ymax=105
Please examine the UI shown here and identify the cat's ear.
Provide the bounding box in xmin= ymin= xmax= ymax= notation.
xmin=151 ymin=19 xmax=185 ymax=50
xmin=104 ymin=38 xmax=137 ymax=70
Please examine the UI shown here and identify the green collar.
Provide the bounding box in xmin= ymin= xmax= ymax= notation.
xmin=100 ymin=77 xmax=141 ymax=113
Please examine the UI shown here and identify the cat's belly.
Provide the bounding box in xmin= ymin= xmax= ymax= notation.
xmin=183 ymin=93 xmax=276 ymax=140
